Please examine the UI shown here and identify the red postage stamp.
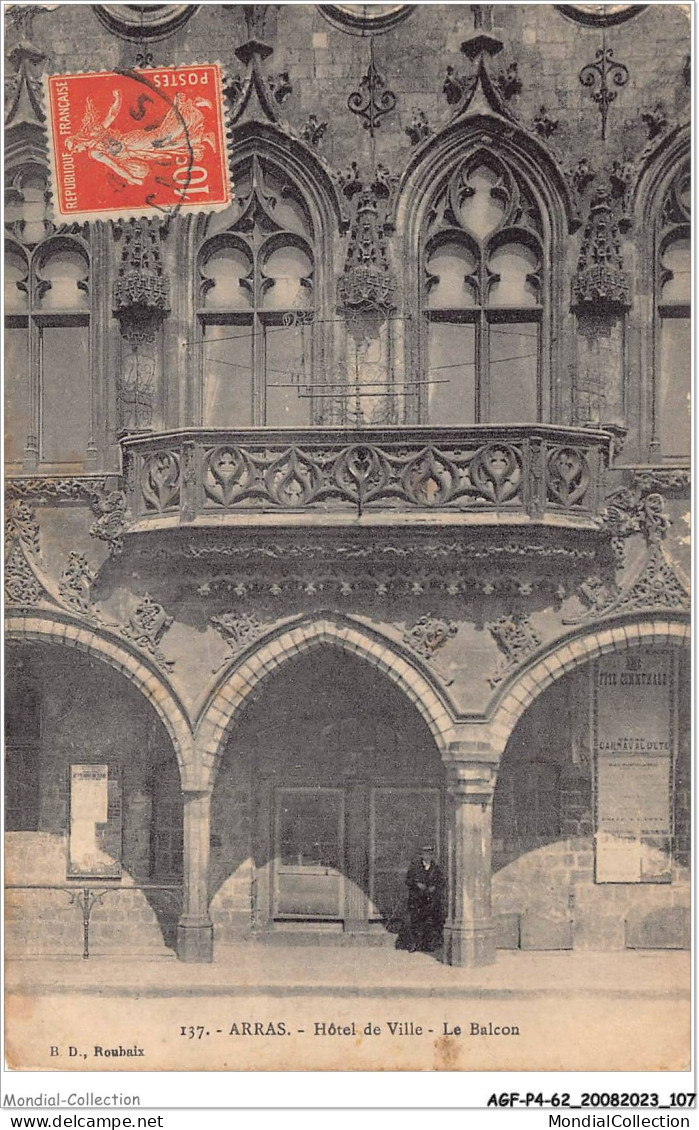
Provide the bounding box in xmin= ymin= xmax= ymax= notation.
xmin=45 ymin=64 xmax=231 ymax=221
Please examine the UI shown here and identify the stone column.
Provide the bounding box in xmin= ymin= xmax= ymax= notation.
xmin=177 ymin=790 xmax=213 ymax=962
xmin=443 ymin=762 xmax=497 ymax=967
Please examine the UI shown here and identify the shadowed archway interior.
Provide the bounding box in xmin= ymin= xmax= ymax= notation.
xmin=5 ymin=643 xmax=183 ymax=955
xmin=208 ymin=645 xmax=445 ymax=942
xmin=491 ymin=647 xmax=690 ymax=952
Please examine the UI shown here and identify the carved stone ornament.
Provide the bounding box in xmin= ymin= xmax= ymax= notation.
xmin=641 ymin=102 xmax=668 ymax=143
xmin=112 ymin=220 xmax=168 ymax=434
xmin=210 ymin=611 xmax=266 ymax=660
xmin=346 ymin=36 xmax=397 ymax=137
xmin=4 ymin=501 xmax=42 ymax=607
xmin=337 ymin=166 xmax=397 ymax=316
xmin=89 ymin=488 xmax=130 ymax=555
xmin=225 ymin=9 xmax=291 ymax=126
xmin=4 ymin=7 xmax=50 ymax=209
xmin=567 ymin=158 xmax=596 ymax=199
xmin=442 ymin=33 xmax=519 ymax=121
xmin=495 ymin=61 xmax=522 ymax=101
xmin=6 ymin=476 xmax=108 ymax=503
xmin=565 ymin=484 xmax=688 ymax=624
xmin=4 ymin=499 xmax=103 ymax=619
xmin=569 ymin=543 xmax=689 ymax=624
xmin=532 ymin=106 xmax=559 ymax=139
xmin=579 ymin=42 xmax=629 ymax=141
xmin=120 ymin=594 xmax=174 ymax=670
xmin=405 ymin=108 xmax=431 ymax=146
xmin=602 ymin=486 xmax=671 ymax=548
xmin=572 ymin=182 xmax=630 ymax=312
xmin=59 ymin=551 xmax=97 ymax=619
xmin=5 ymin=500 xmax=40 ymax=557
xmin=402 ymin=615 xmax=458 ymax=660
xmin=632 ymin=467 xmax=690 ymax=498
xmin=113 ymin=219 xmax=170 ymax=318
xmin=487 ymin=613 xmax=541 ymax=687
xmin=300 ymin=114 xmax=328 ymax=147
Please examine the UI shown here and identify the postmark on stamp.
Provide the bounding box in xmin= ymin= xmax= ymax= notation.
xmin=45 ymin=64 xmax=231 ymax=221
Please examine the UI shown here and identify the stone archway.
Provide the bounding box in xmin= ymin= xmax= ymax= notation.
xmin=488 ymin=615 xmax=690 ymax=757
xmin=488 ymin=614 xmax=690 ymax=953
xmin=195 ymin=616 xmax=457 ymax=788
xmin=5 ymin=618 xmax=196 ymax=959
xmin=6 ymin=612 xmax=194 ymax=780
xmin=208 ymin=645 xmax=447 ymax=942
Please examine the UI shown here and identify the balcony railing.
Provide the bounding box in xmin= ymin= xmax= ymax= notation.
xmin=120 ymin=425 xmax=614 ymax=529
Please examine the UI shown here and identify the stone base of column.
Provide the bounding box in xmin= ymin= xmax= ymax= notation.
xmin=343 ymin=919 xmax=375 ymax=935
xmin=177 ymin=916 xmax=214 ymax=962
xmin=443 ymin=920 xmax=496 ymax=967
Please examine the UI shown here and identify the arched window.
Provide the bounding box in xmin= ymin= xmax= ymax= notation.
xmin=197 ymin=155 xmax=316 ymax=427
xmin=656 ymin=164 xmax=690 ymax=460
xmin=4 ymin=231 xmax=91 ymax=468
xmin=422 ymin=152 xmax=543 ymax=425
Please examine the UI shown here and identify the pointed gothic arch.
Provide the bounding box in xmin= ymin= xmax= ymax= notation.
xmin=189 ymin=125 xmax=344 ymax=429
xmin=5 ymin=611 xmax=195 ymax=786
xmin=396 ymin=113 xmax=574 ymax=428
xmin=488 ymin=613 xmax=690 ymax=756
xmin=195 ymin=616 xmax=457 ymax=789
xmin=631 ymin=124 xmax=691 ymax=462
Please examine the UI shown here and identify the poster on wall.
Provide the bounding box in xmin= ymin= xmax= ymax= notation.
xmin=67 ymin=763 xmax=122 ymax=879
xmin=593 ymin=650 xmax=676 ymax=884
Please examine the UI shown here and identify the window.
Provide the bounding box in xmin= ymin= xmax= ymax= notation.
xmin=422 ymin=153 xmax=543 ymax=425
xmin=656 ymin=165 xmax=690 ymax=460
xmin=4 ymin=233 xmax=91 ymax=467
xmin=197 ymin=156 xmax=316 ymax=427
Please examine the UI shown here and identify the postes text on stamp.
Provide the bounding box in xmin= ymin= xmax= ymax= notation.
xmin=45 ymin=65 xmax=230 ymax=221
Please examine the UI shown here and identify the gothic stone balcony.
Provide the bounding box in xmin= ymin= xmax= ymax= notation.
xmin=120 ymin=426 xmax=614 ymax=534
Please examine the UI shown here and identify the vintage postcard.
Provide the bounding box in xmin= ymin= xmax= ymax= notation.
xmin=4 ymin=0 xmax=691 ymax=1075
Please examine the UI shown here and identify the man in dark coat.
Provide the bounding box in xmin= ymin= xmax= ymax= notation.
xmin=405 ymin=845 xmax=445 ymax=953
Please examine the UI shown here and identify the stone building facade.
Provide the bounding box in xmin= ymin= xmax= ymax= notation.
xmin=4 ymin=2 xmax=691 ymax=966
